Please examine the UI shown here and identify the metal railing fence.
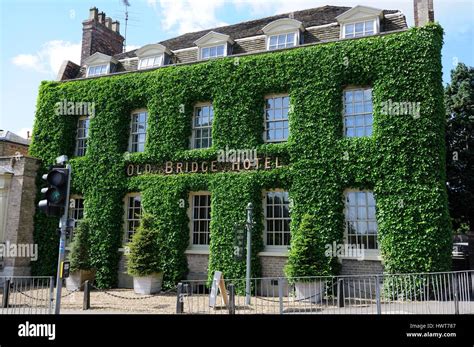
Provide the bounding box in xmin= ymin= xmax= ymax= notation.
xmin=177 ymin=270 xmax=474 ymax=315
xmin=0 ymin=276 xmax=54 ymax=314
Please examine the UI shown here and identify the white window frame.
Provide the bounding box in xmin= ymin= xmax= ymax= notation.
xmin=343 ymin=189 xmax=380 ymax=258
xmin=188 ymin=191 xmax=211 ymax=250
xmin=264 ymin=94 xmax=290 ymax=143
xmin=200 ymin=44 xmax=226 ymax=60
xmin=75 ymin=116 xmax=90 ymax=157
xmin=266 ymin=31 xmax=298 ymax=51
xmin=123 ymin=193 xmax=142 ymax=243
xmin=342 ymin=19 xmax=377 ymax=38
xmin=138 ymin=55 xmax=164 ymax=69
xmin=262 ymin=18 xmax=303 ymax=52
xmin=335 ymin=5 xmax=382 ymax=39
xmin=191 ymin=102 xmax=213 ymax=149
xmin=343 ymin=87 xmax=373 ymax=138
xmin=194 ymin=31 xmax=233 ymax=61
xmin=86 ymin=64 xmax=109 ymax=77
xmin=263 ymin=189 xmax=291 ymax=251
xmin=129 ymin=109 xmax=148 ymax=153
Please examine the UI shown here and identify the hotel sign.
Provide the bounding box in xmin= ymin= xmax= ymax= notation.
xmin=126 ymin=157 xmax=285 ymax=177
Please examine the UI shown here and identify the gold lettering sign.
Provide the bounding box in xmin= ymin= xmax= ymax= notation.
xmin=126 ymin=157 xmax=285 ymax=177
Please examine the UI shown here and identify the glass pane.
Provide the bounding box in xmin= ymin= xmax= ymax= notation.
xmin=358 ymin=207 xmax=367 ymax=219
xmin=269 ymin=36 xmax=277 ymax=46
xmin=345 ymin=24 xmax=354 ymax=34
xmin=367 ymin=193 xmax=376 ymax=206
xmin=364 ymin=88 xmax=372 ymax=101
xmin=365 ymin=21 xmax=374 ymax=32
xmin=357 ymin=192 xmax=366 ymax=206
xmin=217 ymin=45 xmax=224 ymax=56
xmin=355 ymin=22 xmax=364 ymax=33
xmin=345 ymin=116 xmax=355 ymax=127
xmin=354 ymin=90 xmax=364 ymax=102
xmin=356 ymin=127 xmax=365 ymax=137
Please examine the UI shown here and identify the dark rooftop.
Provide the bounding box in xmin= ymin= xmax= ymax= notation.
xmin=114 ymin=5 xmax=401 ymax=60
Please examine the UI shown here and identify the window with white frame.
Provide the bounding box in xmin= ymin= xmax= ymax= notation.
xmin=129 ymin=111 xmax=147 ymax=153
xmin=192 ymin=104 xmax=213 ymax=149
xmin=125 ymin=194 xmax=142 ymax=243
xmin=68 ymin=196 xmax=84 ymax=243
xmin=75 ymin=117 xmax=90 ymax=156
xmin=343 ymin=20 xmax=375 ymax=38
xmin=201 ymin=45 xmax=225 ymax=60
xmin=343 ymin=87 xmax=373 ymax=137
xmin=138 ymin=55 xmax=163 ymax=69
xmin=268 ymin=32 xmax=297 ymax=50
xmin=86 ymin=64 xmax=109 ymax=77
xmin=344 ymin=191 xmax=378 ymax=250
xmin=264 ymin=191 xmax=291 ymax=247
xmin=264 ymin=95 xmax=290 ymax=142
xmin=190 ymin=193 xmax=211 ymax=246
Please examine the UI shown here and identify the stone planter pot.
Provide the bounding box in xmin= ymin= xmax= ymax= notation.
xmin=294 ymin=281 xmax=326 ymax=303
xmin=66 ymin=269 xmax=96 ymax=291
xmin=133 ymin=272 xmax=163 ymax=295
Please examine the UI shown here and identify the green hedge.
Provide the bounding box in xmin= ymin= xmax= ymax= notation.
xmin=30 ymin=24 xmax=451 ymax=288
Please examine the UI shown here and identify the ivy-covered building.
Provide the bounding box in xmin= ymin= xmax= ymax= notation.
xmin=30 ymin=1 xmax=452 ymax=289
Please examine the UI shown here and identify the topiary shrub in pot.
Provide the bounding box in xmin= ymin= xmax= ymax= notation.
xmin=285 ymin=214 xmax=331 ymax=303
xmin=127 ymin=214 xmax=163 ymax=295
xmin=66 ymin=219 xmax=95 ymax=291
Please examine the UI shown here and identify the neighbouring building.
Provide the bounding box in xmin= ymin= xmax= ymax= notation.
xmin=0 ymin=131 xmax=39 ymax=276
xmin=31 ymin=1 xmax=452 ymax=289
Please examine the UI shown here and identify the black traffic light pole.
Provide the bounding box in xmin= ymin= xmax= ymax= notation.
xmin=38 ymin=155 xmax=73 ymax=314
xmin=54 ymin=160 xmax=72 ymax=314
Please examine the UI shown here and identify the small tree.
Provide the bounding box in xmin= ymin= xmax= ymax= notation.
xmin=127 ymin=214 xmax=162 ymax=277
xmin=285 ymin=214 xmax=331 ymax=279
xmin=69 ymin=219 xmax=93 ymax=272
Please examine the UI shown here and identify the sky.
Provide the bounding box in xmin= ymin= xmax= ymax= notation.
xmin=0 ymin=0 xmax=473 ymax=138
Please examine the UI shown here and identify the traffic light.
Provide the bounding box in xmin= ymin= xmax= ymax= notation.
xmin=38 ymin=166 xmax=70 ymax=217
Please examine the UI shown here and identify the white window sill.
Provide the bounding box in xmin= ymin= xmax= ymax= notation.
xmin=338 ymin=253 xmax=382 ymax=262
xmin=258 ymin=249 xmax=289 ymax=257
xmin=185 ymin=248 xmax=210 ymax=255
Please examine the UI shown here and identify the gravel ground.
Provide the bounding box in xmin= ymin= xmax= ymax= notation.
xmin=2 ymin=288 xmax=473 ymax=314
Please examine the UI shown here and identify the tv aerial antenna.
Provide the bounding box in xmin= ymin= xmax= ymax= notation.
xmin=122 ymin=0 xmax=130 ymax=52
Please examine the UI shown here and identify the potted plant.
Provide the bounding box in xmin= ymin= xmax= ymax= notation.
xmin=127 ymin=214 xmax=163 ymax=295
xmin=284 ymin=214 xmax=331 ymax=303
xmin=66 ymin=219 xmax=95 ymax=291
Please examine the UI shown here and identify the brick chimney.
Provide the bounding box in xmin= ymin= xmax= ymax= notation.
xmin=81 ymin=7 xmax=125 ymax=65
xmin=414 ymin=0 xmax=434 ymax=27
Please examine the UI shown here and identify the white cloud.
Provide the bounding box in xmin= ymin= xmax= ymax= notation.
xmin=125 ymin=44 xmax=141 ymax=52
xmin=11 ymin=40 xmax=81 ymax=76
xmin=153 ymin=0 xmax=228 ymax=34
xmin=16 ymin=127 xmax=32 ymax=140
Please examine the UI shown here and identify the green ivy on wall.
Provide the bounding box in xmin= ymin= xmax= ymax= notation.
xmin=30 ymin=23 xmax=451 ymax=288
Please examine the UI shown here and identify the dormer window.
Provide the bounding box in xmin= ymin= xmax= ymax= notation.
xmin=268 ymin=33 xmax=296 ymax=50
xmin=194 ymin=31 xmax=234 ymax=60
xmin=201 ymin=45 xmax=225 ymax=59
xmin=262 ymin=18 xmax=304 ymax=51
xmin=138 ymin=55 xmax=163 ymax=69
xmin=136 ymin=44 xmax=171 ymax=70
xmin=84 ymin=52 xmax=118 ymax=77
xmin=336 ymin=5 xmax=382 ymax=39
xmin=87 ymin=64 xmax=109 ymax=77
xmin=343 ymin=20 xmax=375 ymax=38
